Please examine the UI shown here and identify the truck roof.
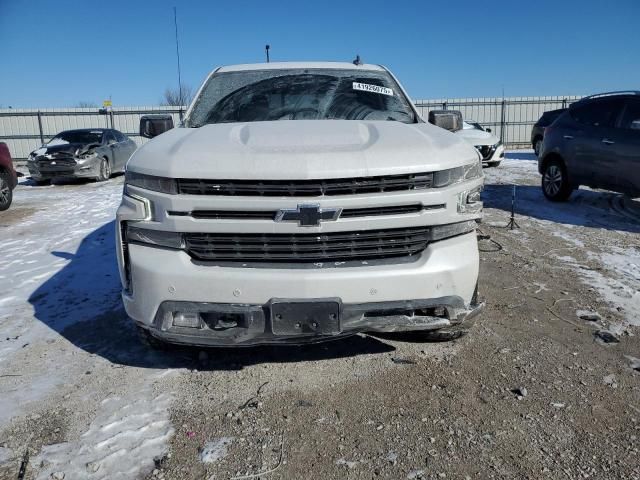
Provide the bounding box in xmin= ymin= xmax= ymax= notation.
xmin=216 ymin=62 xmax=386 ymax=73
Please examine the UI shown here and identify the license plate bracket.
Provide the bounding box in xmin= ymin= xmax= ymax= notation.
xmin=270 ymin=300 xmax=341 ymax=335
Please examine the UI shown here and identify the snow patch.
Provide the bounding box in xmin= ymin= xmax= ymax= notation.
xmin=0 ymin=446 xmax=14 ymax=464
xmin=33 ymin=387 xmax=173 ymax=480
xmin=583 ymin=249 xmax=640 ymax=330
xmin=199 ymin=437 xmax=234 ymax=463
xmin=603 ymin=374 xmax=618 ymax=388
xmin=336 ymin=458 xmax=359 ymax=469
xmin=551 ymin=230 xmax=584 ymax=248
xmin=625 ymin=355 xmax=640 ymax=372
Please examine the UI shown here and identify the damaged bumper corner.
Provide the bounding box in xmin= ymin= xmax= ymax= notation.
xmin=364 ymin=299 xmax=485 ymax=334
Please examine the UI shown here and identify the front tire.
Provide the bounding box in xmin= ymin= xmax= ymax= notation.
xmin=96 ymin=158 xmax=111 ymax=182
xmin=534 ymin=138 xmax=543 ymax=157
xmin=0 ymin=172 xmax=12 ymax=211
xmin=136 ymin=326 xmax=168 ymax=350
xmin=542 ymin=159 xmax=573 ymax=201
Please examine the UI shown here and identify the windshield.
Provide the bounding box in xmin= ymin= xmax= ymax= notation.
xmin=47 ymin=130 xmax=104 ymax=146
xmin=186 ymin=68 xmax=417 ymax=126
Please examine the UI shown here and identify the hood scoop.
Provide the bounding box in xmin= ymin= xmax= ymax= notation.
xmin=230 ymin=121 xmax=378 ymax=153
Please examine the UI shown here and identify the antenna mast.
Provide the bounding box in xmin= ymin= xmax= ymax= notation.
xmin=173 ymin=7 xmax=184 ymax=120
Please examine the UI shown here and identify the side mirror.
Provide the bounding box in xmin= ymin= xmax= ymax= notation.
xmin=107 ymin=138 xmax=117 ymax=145
xmin=140 ymin=115 xmax=174 ymax=139
xmin=428 ymin=110 xmax=463 ymax=132
xmin=485 ymin=128 xmax=492 ymax=133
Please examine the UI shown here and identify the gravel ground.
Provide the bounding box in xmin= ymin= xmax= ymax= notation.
xmin=0 ymin=153 xmax=639 ymax=479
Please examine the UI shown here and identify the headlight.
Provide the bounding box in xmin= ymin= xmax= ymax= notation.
xmin=125 ymin=171 xmax=177 ymax=194
xmin=126 ymin=225 xmax=184 ymax=248
xmin=433 ymin=160 xmax=483 ymax=188
xmin=77 ymin=151 xmax=97 ymax=160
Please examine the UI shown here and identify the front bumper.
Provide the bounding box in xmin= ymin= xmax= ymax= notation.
xmin=139 ymin=296 xmax=484 ymax=347
xmin=27 ymin=158 xmax=101 ymax=180
xmin=122 ymin=231 xmax=481 ymax=346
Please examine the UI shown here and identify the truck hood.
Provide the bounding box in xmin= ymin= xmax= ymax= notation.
xmin=130 ymin=120 xmax=479 ymax=180
xmin=455 ymin=128 xmax=500 ymax=146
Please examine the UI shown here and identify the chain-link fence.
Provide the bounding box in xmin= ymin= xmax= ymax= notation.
xmin=1 ymin=96 xmax=583 ymax=161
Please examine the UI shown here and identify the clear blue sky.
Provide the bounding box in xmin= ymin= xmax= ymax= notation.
xmin=1 ymin=0 xmax=639 ymax=108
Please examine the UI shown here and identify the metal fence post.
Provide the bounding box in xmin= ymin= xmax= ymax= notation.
xmin=37 ymin=110 xmax=44 ymax=145
xmin=442 ymin=101 xmax=447 ymax=111
xmin=109 ymin=110 xmax=115 ymax=129
xmin=500 ymin=99 xmax=506 ymax=144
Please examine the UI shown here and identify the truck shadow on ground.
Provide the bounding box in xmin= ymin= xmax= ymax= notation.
xmin=28 ymin=221 xmax=395 ymax=371
xmin=483 ymin=184 xmax=640 ymax=234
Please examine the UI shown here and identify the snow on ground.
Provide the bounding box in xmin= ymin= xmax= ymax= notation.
xmin=0 ymin=176 xmax=176 ymax=478
xmin=553 ymin=247 xmax=640 ymax=335
xmin=0 ymin=178 xmax=124 ymax=424
xmin=484 ymin=151 xmax=640 ymax=331
xmin=34 ymin=385 xmax=173 ymax=480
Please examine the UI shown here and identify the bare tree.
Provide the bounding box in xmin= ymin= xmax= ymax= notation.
xmin=76 ymin=101 xmax=98 ymax=108
xmin=161 ymin=85 xmax=193 ymax=106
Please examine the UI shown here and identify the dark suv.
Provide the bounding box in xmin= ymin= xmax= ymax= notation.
xmin=538 ymin=92 xmax=640 ymax=201
xmin=531 ymin=108 xmax=566 ymax=156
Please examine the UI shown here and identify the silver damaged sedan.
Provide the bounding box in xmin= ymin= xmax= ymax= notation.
xmin=27 ymin=128 xmax=137 ymax=183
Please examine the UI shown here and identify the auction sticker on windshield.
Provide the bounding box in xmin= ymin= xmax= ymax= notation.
xmin=352 ymin=82 xmax=394 ymax=96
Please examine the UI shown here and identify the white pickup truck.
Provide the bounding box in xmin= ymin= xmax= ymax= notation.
xmin=116 ymin=62 xmax=485 ymax=347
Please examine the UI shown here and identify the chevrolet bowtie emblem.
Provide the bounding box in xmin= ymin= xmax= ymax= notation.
xmin=275 ymin=204 xmax=341 ymax=227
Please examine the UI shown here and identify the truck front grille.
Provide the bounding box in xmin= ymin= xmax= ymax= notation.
xmin=177 ymin=172 xmax=434 ymax=196
xmin=37 ymin=158 xmax=77 ymax=169
xmin=38 ymin=170 xmax=75 ymax=177
xmin=184 ymin=226 xmax=431 ymax=263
